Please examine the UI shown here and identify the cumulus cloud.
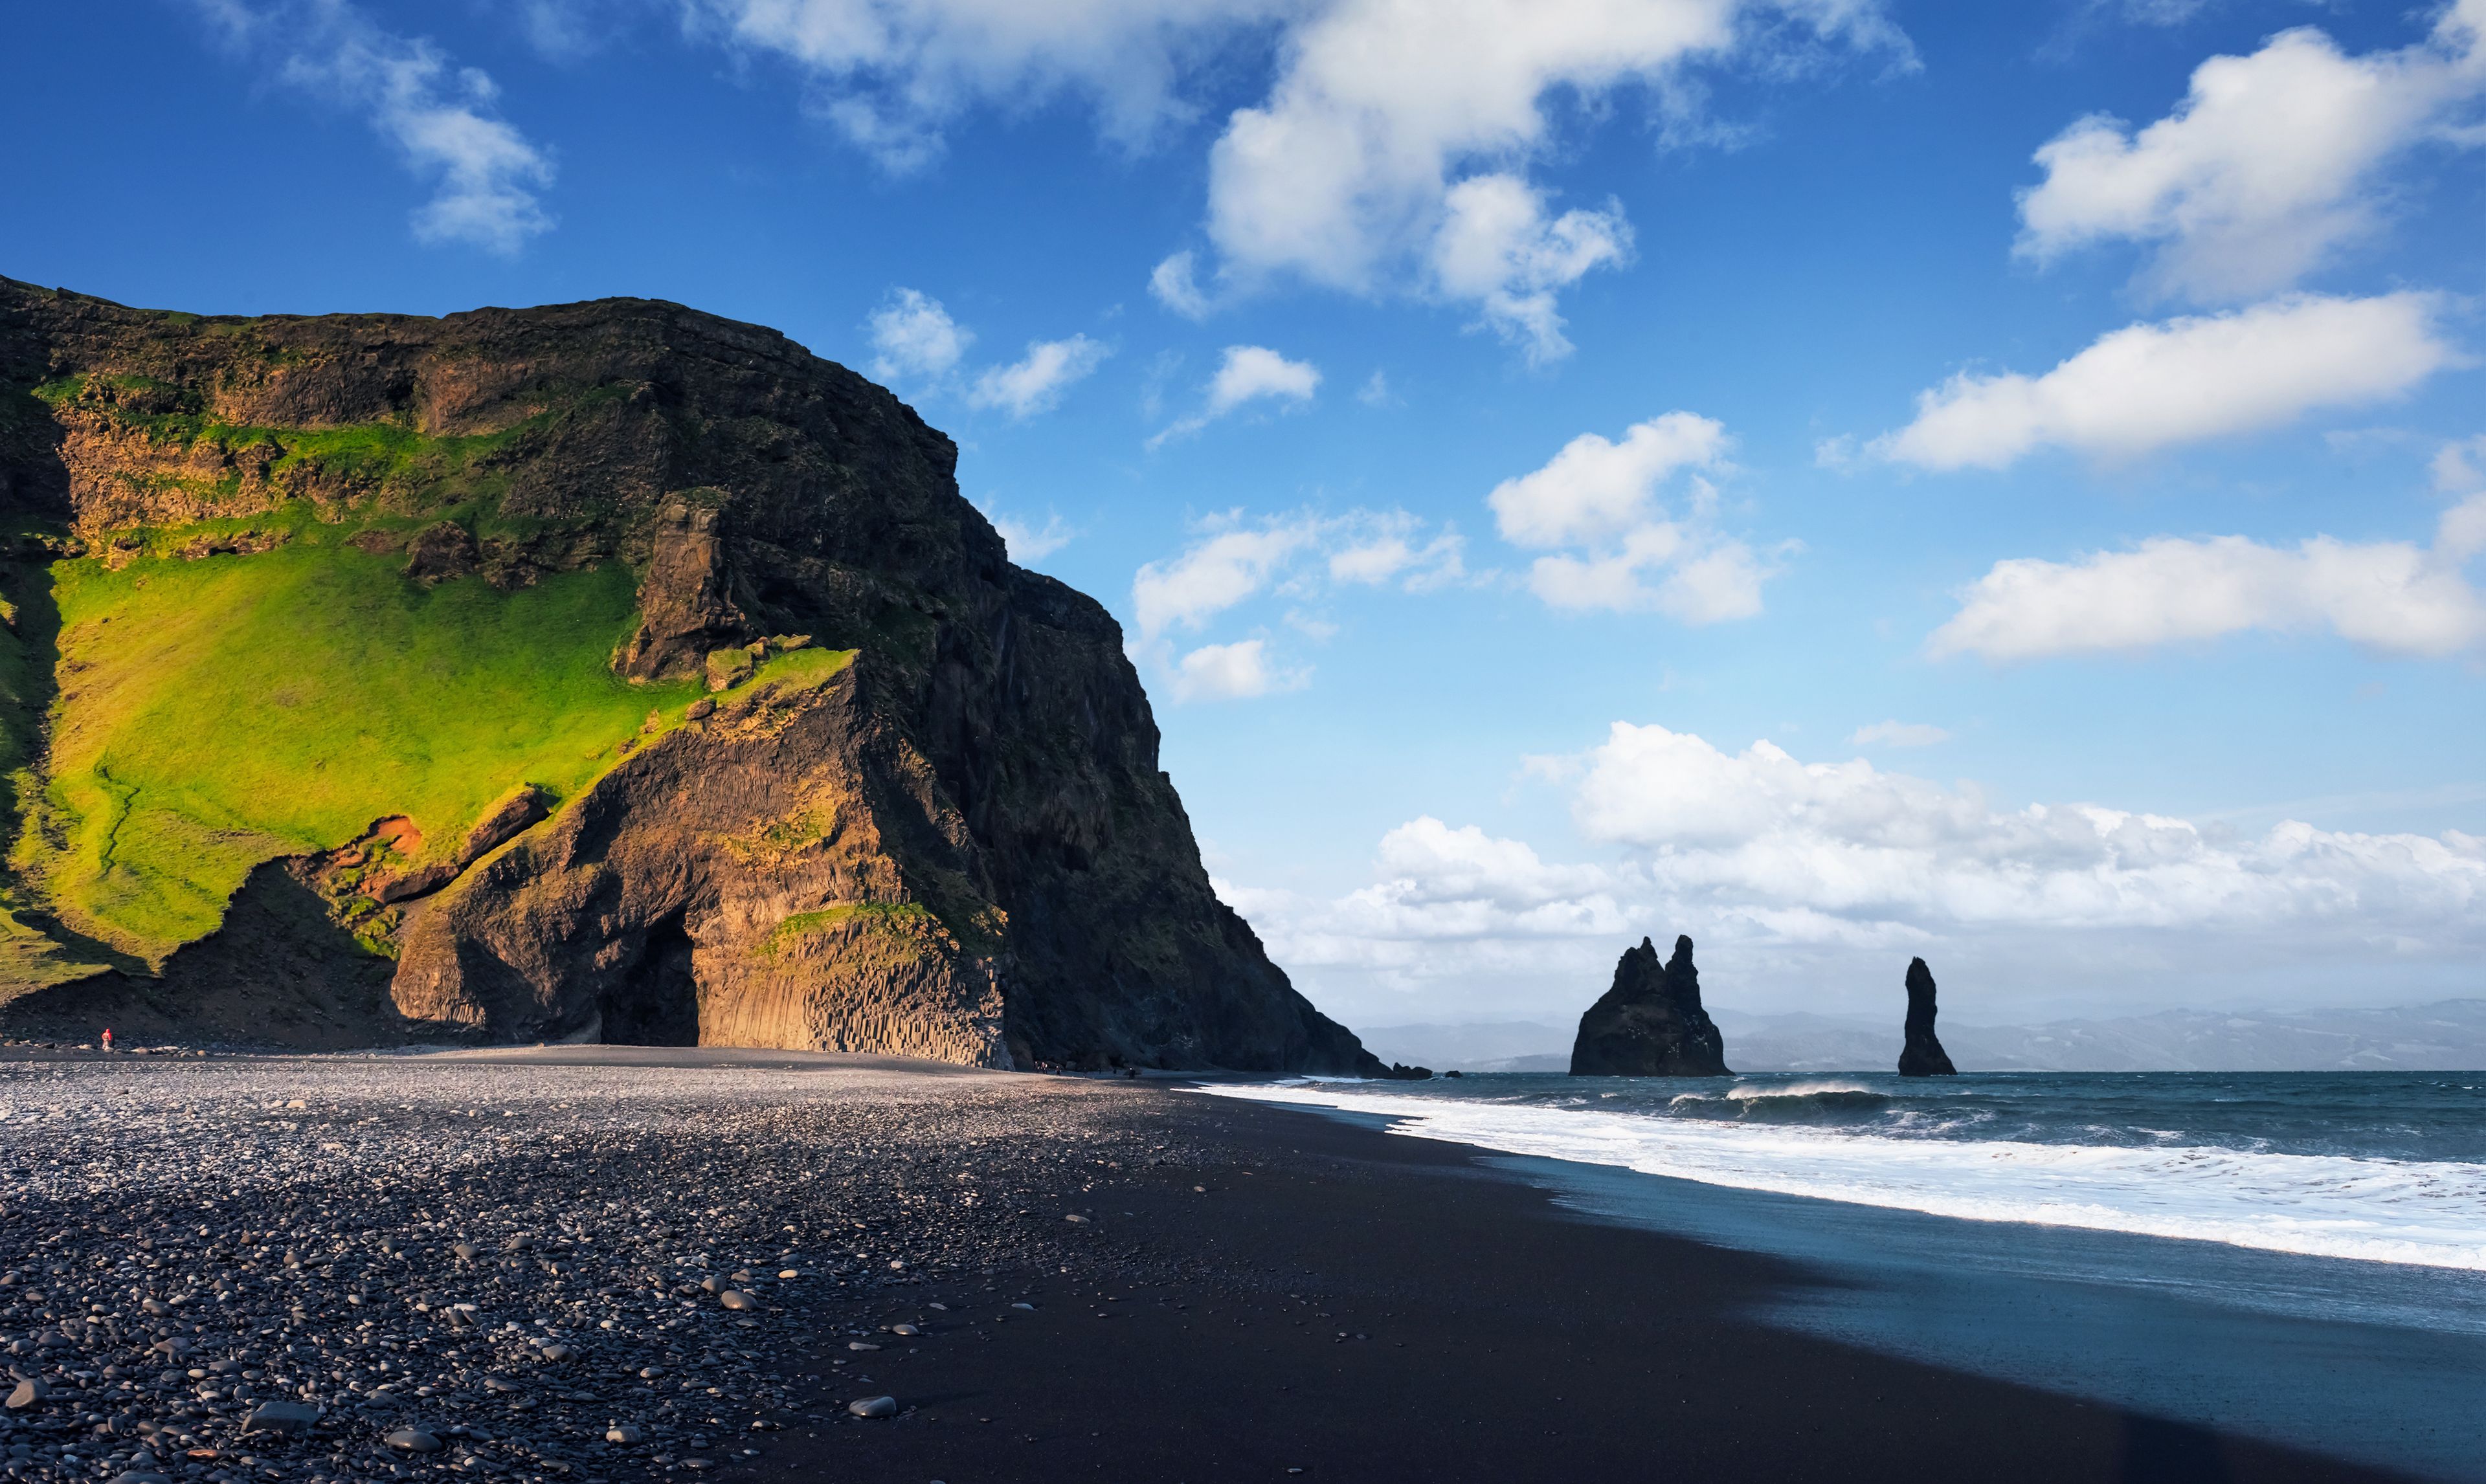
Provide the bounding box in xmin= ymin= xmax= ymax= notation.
xmin=1872 ymin=293 xmax=2459 ymax=471
xmin=1171 ymin=638 xmax=1304 ymax=700
xmin=691 ymin=0 xmax=1291 ymax=171
xmin=1132 ymin=509 xmax=1461 ymax=641
xmin=196 ymin=0 xmax=555 ymax=252
xmin=1929 ymin=495 xmax=2486 ymax=661
xmin=866 ymin=288 xmax=974 ymax=381
xmin=863 ymin=294 xmax=1105 ymax=415
xmin=1848 ymin=720 xmax=1950 ymax=747
xmin=1149 ymin=345 xmax=1321 ymax=445
xmin=1204 ymin=0 xmax=1905 ymax=360
xmin=1209 ymin=344 xmax=1321 ymax=412
xmin=1425 ymin=174 xmax=1633 ymax=362
xmin=2017 ymin=4 xmax=2486 ymax=301
xmin=968 ymin=335 xmax=1110 ymax=417
xmin=1128 ymin=507 xmax=1464 ymax=700
xmin=1485 ymin=413 xmax=1773 ymax=620
xmin=1148 ymin=250 xmax=1213 ymax=318
xmin=977 ymin=502 xmax=1074 ymax=562
xmin=697 ymin=1 xmax=1906 ymax=357
xmin=1224 ymin=724 xmax=2486 ymax=1013
xmin=1132 ymin=518 xmax=1319 ymax=642
xmin=2434 ymin=434 xmax=2486 ymax=495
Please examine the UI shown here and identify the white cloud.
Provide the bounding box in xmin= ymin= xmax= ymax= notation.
xmin=1132 ymin=519 xmax=1319 ymax=641
xmin=1170 ymin=638 xmax=1304 ymax=700
xmin=1208 ymin=344 xmax=1321 ymax=413
xmin=1327 ymin=515 xmax=1468 ymax=591
xmin=978 ymin=502 xmax=1075 ymax=562
xmin=1486 ymin=412 xmax=1773 ymax=620
xmin=866 ymin=288 xmax=973 ymax=381
xmin=2017 ymin=5 xmax=2486 ymax=301
xmin=1224 ymin=724 xmax=2486 ymax=1012
xmin=1489 ymin=412 xmax=1728 ymax=546
xmin=1573 ymin=722 xmax=2485 ymax=936
xmin=697 ymin=1 xmax=1907 ymax=357
xmin=1128 ymin=508 xmax=1464 ymax=700
xmin=691 ymin=0 xmax=1292 ymax=171
xmin=968 ymin=335 xmax=1110 ymax=417
xmin=1148 ymin=250 xmax=1213 ymax=318
xmin=1356 ymin=370 xmax=1396 ymax=407
xmin=1204 ymin=0 xmax=1905 ymax=360
xmin=1425 ymin=173 xmax=1633 ymax=362
xmin=1929 ymin=496 xmax=2486 ymax=661
xmin=2434 ymin=434 xmax=2486 ymax=495
xmin=1149 ymin=345 xmax=1321 ymax=445
xmin=1848 ymin=720 xmax=1950 ymax=747
xmin=1873 ymin=293 xmax=2459 ymax=471
xmin=199 ymin=0 xmax=556 ymax=252
xmin=1131 ymin=508 xmax=1461 ymax=643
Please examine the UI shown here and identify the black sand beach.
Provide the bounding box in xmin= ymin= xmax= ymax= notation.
xmin=762 ymin=1084 xmax=2402 ymax=1484
xmin=0 ymin=1050 xmax=2415 ymax=1484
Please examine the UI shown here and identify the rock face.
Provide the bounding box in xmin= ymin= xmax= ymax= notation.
xmin=0 ymin=277 xmax=1381 ymax=1074
xmin=1898 ymin=956 xmax=1957 ymax=1076
xmin=1568 ymin=935 xmax=1730 ymax=1076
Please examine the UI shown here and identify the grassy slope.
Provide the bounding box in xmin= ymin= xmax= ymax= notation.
xmin=16 ymin=529 xmax=704 ymax=968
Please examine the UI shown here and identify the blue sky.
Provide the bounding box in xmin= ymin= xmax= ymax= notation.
xmin=8 ymin=0 xmax=2483 ymax=1030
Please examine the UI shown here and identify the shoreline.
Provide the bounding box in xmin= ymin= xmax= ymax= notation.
xmin=1 ymin=1051 xmax=2441 ymax=1484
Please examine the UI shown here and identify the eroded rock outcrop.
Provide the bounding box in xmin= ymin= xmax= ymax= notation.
xmin=1569 ymin=935 xmax=1730 ymax=1076
xmin=1898 ymin=956 xmax=1957 ymax=1076
xmin=614 ymin=497 xmax=750 ymax=681
xmin=0 ymin=278 xmax=1381 ymax=1074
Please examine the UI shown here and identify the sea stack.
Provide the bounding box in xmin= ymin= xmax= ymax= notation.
xmin=1569 ymin=935 xmax=1730 ymax=1076
xmin=1898 ymin=957 xmax=1957 ymax=1076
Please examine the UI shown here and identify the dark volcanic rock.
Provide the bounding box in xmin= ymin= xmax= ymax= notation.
xmin=614 ymin=496 xmax=751 ymax=681
xmin=401 ymin=520 xmax=478 ymax=584
xmin=1898 ymin=957 xmax=1957 ymax=1076
xmin=1568 ymin=935 xmax=1730 ymax=1076
xmin=0 ymin=277 xmax=1381 ymax=1076
xmin=457 ymin=784 xmax=553 ymax=867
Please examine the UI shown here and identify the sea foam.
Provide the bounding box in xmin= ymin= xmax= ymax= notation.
xmin=1198 ymin=1082 xmax=2486 ymax=1270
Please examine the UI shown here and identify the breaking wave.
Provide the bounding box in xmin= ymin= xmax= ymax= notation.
xmin=1198 ymin=1081 xmax=2486 ymax=1271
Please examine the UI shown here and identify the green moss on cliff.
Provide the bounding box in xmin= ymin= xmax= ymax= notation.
xmin=12 ymin=538 xmax=705 ymax=967
xmin=29 ymin=373 xmax=636 ymax=514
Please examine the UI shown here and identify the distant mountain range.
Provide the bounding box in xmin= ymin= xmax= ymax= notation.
xmin=1358 ymin=999 xmax=2486 ymax=1074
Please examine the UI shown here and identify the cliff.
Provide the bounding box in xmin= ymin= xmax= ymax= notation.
xmin=1568 ymin=935 xmax=1730 ymax=1076
xmin=0 ymin=276 xmax=1380 ymax=1072
xmin=1897 ymin=957 xmax=1957 ymax=1076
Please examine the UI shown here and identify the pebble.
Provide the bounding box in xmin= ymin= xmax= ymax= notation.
xmin=383 ymin=1428 xmax=442 ymax=1454
xmin=846 ymin=1396 xmax=899 ymax=1419
xmin=718 ymin=1290 xmax=757 ymax=1311
xmin=5 ymin=1379 xmax=46 ymax=1409
xmin=847 ymin=1341 xmax=881 ymax=1352
xmin=1 ymin=1052 xmax=1175 ymax=1484
xmin=241 ymin=1401 xmax=320 ymax=1435
xmin=607 ymin=1425 xmax=644 ymax=1445
xmin=889 ymin=1324 xmax=920 ymax=1336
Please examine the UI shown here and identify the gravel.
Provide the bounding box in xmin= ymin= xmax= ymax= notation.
xmin=0 ymin=1050 xmax=1204 ymax=1484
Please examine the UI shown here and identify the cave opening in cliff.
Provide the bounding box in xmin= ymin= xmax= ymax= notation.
xmin=600 ymin=914 xmax=700 ymax=1046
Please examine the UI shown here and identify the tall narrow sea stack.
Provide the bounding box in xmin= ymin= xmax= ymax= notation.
xmin=1569 ymin=935 xmax=1730 ymax=1076
xmin=1898 ymin=957 xmax=1957 ymax=1076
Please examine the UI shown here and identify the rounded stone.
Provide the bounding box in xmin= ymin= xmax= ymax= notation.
xmin=845 ymin=1396 xmax=898 ymax=1419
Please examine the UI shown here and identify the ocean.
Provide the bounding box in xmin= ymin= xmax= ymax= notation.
xmin=1202 ymin=1070 xmax=2486 ymax=1479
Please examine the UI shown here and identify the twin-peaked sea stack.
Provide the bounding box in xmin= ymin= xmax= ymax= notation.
xmin=1568 ymin=935 xmax=1730 ymax=1076
xmin=1898 ymin=957 xmax=1958 ymax=1076
xmin=0 ymin=278 xmax=1382 ymax=1074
